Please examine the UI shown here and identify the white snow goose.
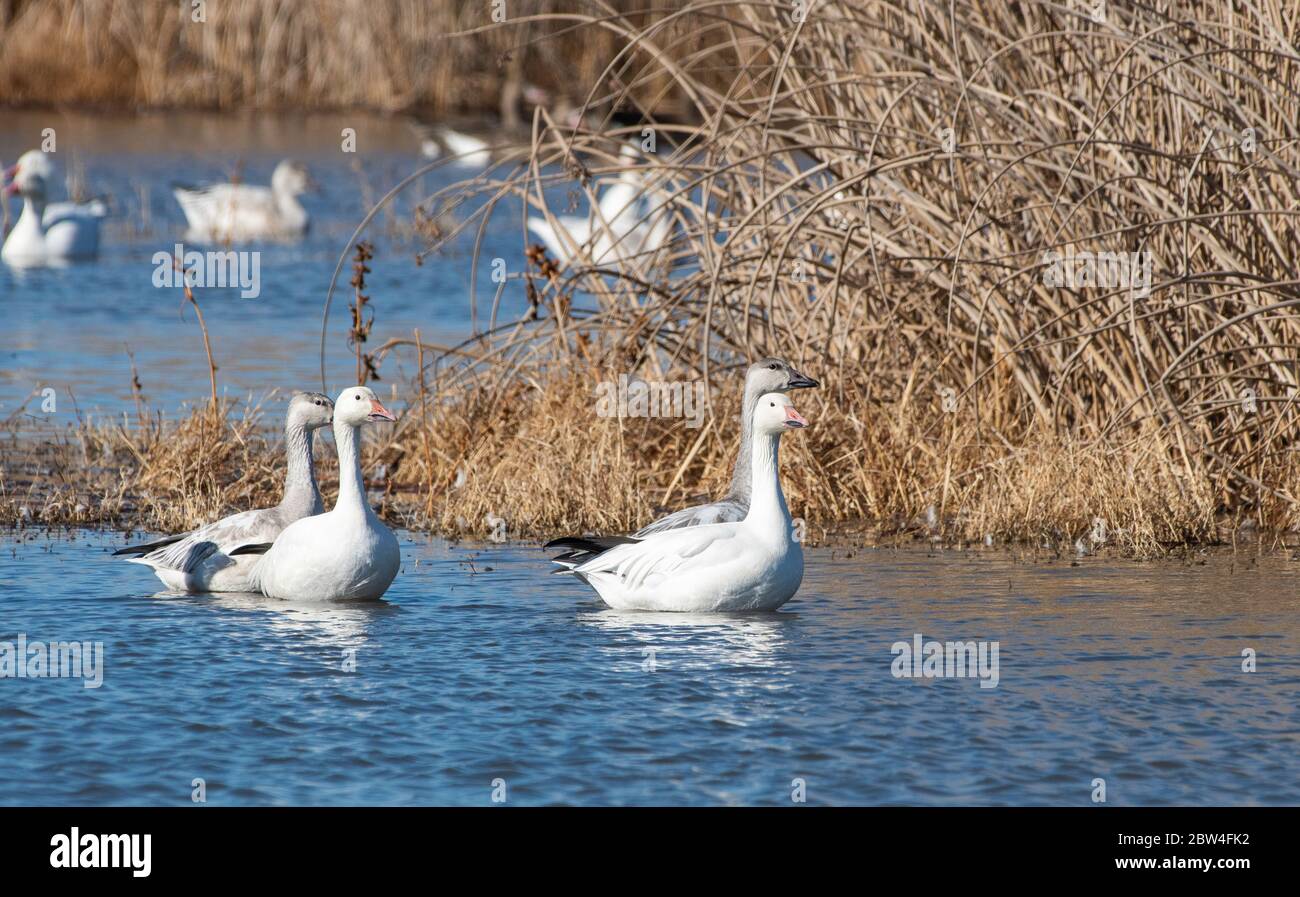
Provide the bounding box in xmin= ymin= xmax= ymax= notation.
xmin=173 ymin=159 xmax=315 ymax=243
xmin=239 ymin=386 xmax=401 ymax=601
xmin=527 ymin=144 xmax=651 ymax=265
xmin=114 ymin=392 xmax=335 ymax=591
xmin=415 ymin=124 xmax=493 ymax=167
xmin=634 ymin=357 xmax=818 ymax=535
xmin=546 ymin=392 xmax=810 ymax=612
xmin=2 ymin=150 xmax=106 ymax=265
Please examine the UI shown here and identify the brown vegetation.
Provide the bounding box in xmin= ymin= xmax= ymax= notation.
xmin=0 ymin=0 xmax=694 ymax=114
xmin=397 ymin=0 xmax=1300 ymax=552
xmin=7 ymin=1 xmax=1300 ymax=557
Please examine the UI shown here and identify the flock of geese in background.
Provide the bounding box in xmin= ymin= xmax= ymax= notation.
xmin=2 ymin=131 xmax=810 ymax=612
xmin=2 ymin=127 xmax=672 ymax=263
xmin=113 ymin=359 xmax=818 ymax=612
xmin=1 ymin=149 xmax=315 ymax=260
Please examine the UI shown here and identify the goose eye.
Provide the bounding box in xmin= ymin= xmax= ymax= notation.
xmin=768 ymin=363 xmax=778 ymax=370
xmin=355 ymin=394 xmax=362 ymax=400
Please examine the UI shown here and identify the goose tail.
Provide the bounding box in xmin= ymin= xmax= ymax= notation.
xmin=113 ymin=534 xmax=185 ymax=556
xmin=544 ymin=535 xmax=638 ymax=569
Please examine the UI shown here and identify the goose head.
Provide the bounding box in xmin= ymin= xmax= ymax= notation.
xmin=754 ymin=392 xmax=808 ymax=435
xmin=288 ymin=391 xmax=335 ymax=429
xmin=5 ymin=171 xmax=46 ymax=201
xmin=272 ymin=160 xmax=316 ymax=196
xmin=746 ymin=357 xmax=819 ymax=394
xmin=4 ymin=150 xmax=54 ymax=188
xmin=4 ymin=150 xmax=53 ymax=199
xmin=335 ymin=386 xmax=396 ymax=427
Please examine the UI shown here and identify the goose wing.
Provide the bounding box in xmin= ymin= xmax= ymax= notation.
xmin=42 ymin=199 xmax=107 ymax=225
xmin=123 ymin=508 xmax=282 ymax=573
xmin=527 ymin=212 xmax=593 ymax=262
xmin=633 ymin=497 xmax=748 ymax=537
xmin=573 ymin=523 xmax=742 ymax=591
xmin=544 ymin=534 xmax=640 ymax=570
xmin=173 ymin=183 xmax=276 ymax=232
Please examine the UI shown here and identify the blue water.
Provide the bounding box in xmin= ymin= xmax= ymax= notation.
xmin=2 ymin=530 xmax=1297 ymax=806
xmin=4 ymin=112 xmax=1299 ymax=807
xmin=0 ymin=110 xmax=540 ymax=417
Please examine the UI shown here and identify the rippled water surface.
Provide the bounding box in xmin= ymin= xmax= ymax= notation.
xmin=2 ymin=532 xmax=1297 ymax=806
xmin=3 ymin=112 xmax=1298 ymax=806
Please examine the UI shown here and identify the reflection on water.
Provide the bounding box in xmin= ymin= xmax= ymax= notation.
xmin=579 ymin=608 xmax=791 ymax=673
xmin=158 ymin=590 xmax=397 ymax=651
xmin=1 ymin=530 xmax=1299 ymax=806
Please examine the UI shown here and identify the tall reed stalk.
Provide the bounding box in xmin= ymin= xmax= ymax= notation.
xmin=176 ymin=256 xmax=219 ymax=415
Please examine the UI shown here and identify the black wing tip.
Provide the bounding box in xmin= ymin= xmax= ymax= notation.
xmin=543 ymin=535 xmax=639 ymax=553
xmin=229 ymin=542 xmax=273 ymax=556
xmin=540 ymin=530 xmax=637 ymax=546
xmin=544 ymin=535 xmax=640 ymax=567
xmin=112 ymin=534 xmax=184 ymax=556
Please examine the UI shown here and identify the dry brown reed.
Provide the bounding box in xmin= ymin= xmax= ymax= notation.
xmin=0 ymin=0 xmax=690 ymax=113
xmin=177 ymin=255 xmax=220 ymax=412
xmin=348 ymin=241 xmax=379 ymax=385
xmin=8 ymin=1 xmax=1300 ymax=558
xmin=372 ymin=0 xmax=1300 ymax=553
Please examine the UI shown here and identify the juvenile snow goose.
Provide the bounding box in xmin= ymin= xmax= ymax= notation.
xmin=114 ymin=392 xmax=335 ymax=591
xmin=242 ymin=386 xmax=400 ymax=601
xmin=548 ymin=392 xmax=809 ymax=612
xmin=2 ymin=151 xmax=106 ymax=265
xmin=548 ymin=358 xmax=818 ymax=568
xmin=173 ymin=160 xmax=315 ymax=243
xmin=633 ymin=357 xmax=818 ymax=537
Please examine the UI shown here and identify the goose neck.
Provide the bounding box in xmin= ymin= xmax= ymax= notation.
xmin=744 ymin=428 xmax=789 ymax=534
xmin=279 ymin=421 xmax=322 ymax=517
xmin=273 ymin=187 xmax=305 ymax=221
xmin=332 ymin=420 xmax=370 ymax=516
xmin=727 ymin=384 xmax=762 ymax=500
xmin=17 ymin=195 xmax=45 ymax=235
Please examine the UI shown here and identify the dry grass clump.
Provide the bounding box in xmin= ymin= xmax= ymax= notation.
xmin=0 ymin=398 xmax=339 ymax=536
xmin=114 ymin=403 xmax=287 ymax=531
xmin=398 ymin=372 xmax=654 ymax=536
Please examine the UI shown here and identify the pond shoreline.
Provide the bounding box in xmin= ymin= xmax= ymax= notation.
xmin=5 ymin=522 xmax=1299 ymax=569
xmin=3 ymin=413 xmax=1293 ymax=560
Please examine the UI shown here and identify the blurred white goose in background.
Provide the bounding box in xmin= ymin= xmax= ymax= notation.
xmin=547 ymin=392 xmax=810 ymax=612
xmin=173 ymin=159 xmax=315 ymax=243
xmin=113 ymin=392 xmax=335 ymax=592
xmin=527 ymin=144 xmax=660 ymax=265
xmin=416 ymin=125 xmax=493 ymax=167
xmin=243 ymin=386 xmax=401 ymax=601
xmin=2 ymin=150 xmax=106 ymax=265
xmin=626 ymin=167 xmax=674 ymax=258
